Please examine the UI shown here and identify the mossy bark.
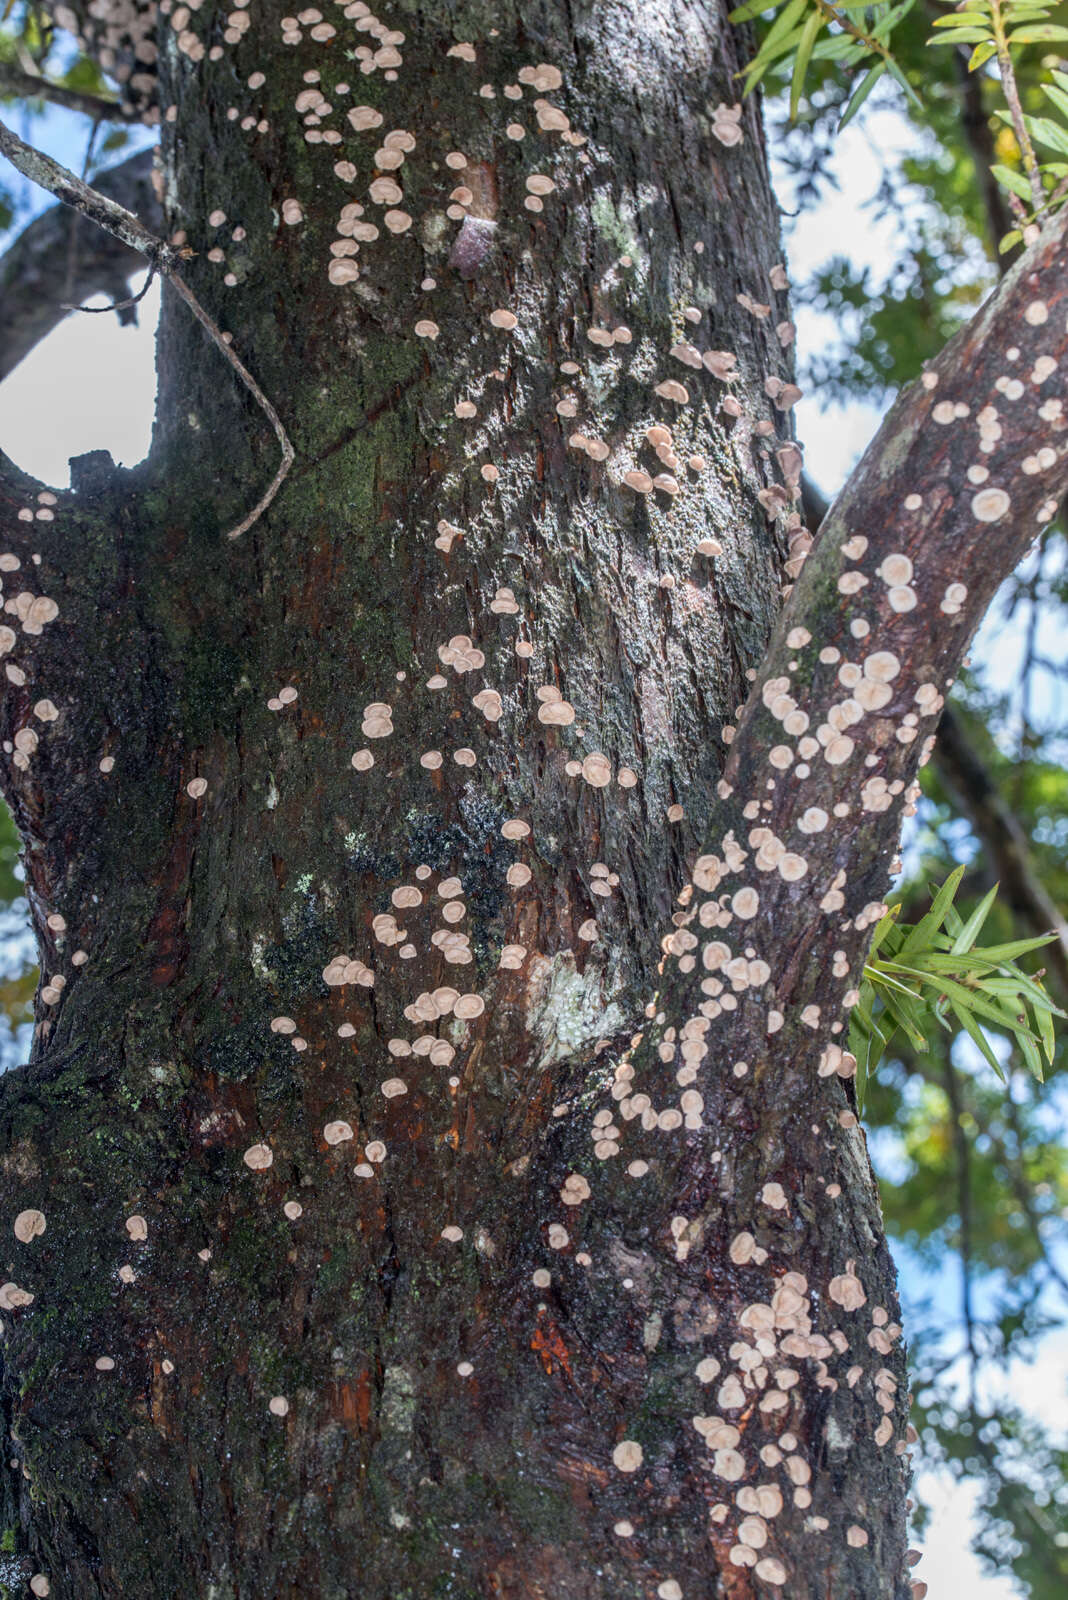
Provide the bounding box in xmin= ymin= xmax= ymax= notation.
xmin=0 ymin=3 xmax=916 ymax=1597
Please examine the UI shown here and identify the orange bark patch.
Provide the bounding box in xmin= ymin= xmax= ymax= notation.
xmin=325 ymin=1370 xmax=371 ymax=1430
xmin=530 ymin=1307 xmax=574 ymax=1383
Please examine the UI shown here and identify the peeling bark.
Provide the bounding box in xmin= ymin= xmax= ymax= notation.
xmin=0 ymin=3 xmax=1062 ymax=1598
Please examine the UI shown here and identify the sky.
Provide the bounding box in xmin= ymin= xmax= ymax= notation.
xmin=0 ymin=89 xmax=1065 ymax=1600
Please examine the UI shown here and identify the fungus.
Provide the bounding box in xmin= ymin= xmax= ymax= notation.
xmin=10 ymin=1204 xmax=46 ymax=1246
xmin=324 ymin=1121 xmax=354 ymax=1145
xmin=828 ymin=1262 xmax=867 ymax=1310
xmin=612 ymin=1439 xmax=643 ymax=1472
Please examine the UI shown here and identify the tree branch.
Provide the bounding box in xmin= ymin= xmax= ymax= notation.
xmin=0 ymin=147 xmax=161 ymax=381
xmin=591 ymin=211 xmax=1068 ymax=1587
xmin=0 ymin=115 xmax=167 ymax=260
xmin=700 ymin=207 xmax=1068 ymax=998
xmin=800 ymin=473 xmax=1068 ymax=999
xmin=0 ymin=60 xmax=138 ymax=123
xmin=0 ymin=117 xmax=293 ymax=537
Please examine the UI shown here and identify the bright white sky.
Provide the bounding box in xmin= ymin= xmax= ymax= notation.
xmin=0 ymin=94 xmax=1065 ymax=1600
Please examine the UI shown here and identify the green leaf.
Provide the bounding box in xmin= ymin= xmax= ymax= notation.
xmin=762 ymin=0 xmax=811 ymax=53
xmin=870 ymin=0 xmax=916 ymax=39
xmin=1042 ymin=79 xmax=1068 ymax=121
xmin=840 ymin=59 xmax=887 ymax=127
xmin=899 ymin=865 xmax=966 ymax=956
xmin=1007 ymin=23 xmax=1068 ymax=41
xmin=968 ymin=38 xmax=998 ymax=68
xmin=886 ymin=55 xmax=923 ymax=107
xmin=955 ymin=934 xmax=1056 ymax=963
xmin=790 ymin=8 xmax=824 ymax=120
xmin=950 ymin=882 xmax=999 ymax=954
xmin=930 ymin=10 xmax=992 ymax=23
xmin=992 ymin=162 xmax=1035 ymax=199
xmin=867 ymin=906 xmax=900 ymax=960
xmin=999 ymin=228 xmax=1024 ymax=251
xmin=811 ymin=33 xmax=870 ymax=62
xmin=929 ymin=28 xmax=999 ymax=44
xmin=739 ymin=25 xmax=810 ymax=87
xmin=1035 ymin=992 xmax=1056 ymax=1061
xmin=728 ymin=0 xmax=773 ymax=19
xmin=983 ymin=971 xmax=1062 ymax=1015
xmin=1025 ymin=115 xmax=1068 ymax=156
xmin=907 ymin=970 xmax=1039 ymax=1037
xmin=1016 ymin=1027 xmax=1045 ymax=1082
xmin=949 ymin=999 xmax=1006 ymax=1079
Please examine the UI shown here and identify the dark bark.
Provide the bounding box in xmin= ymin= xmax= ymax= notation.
xmin=6 ymin=2 xmax=1062 ymax=1597
xmin=0 ymin=149 xmax=162 ymax=382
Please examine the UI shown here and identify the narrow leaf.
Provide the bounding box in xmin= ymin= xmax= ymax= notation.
xmin=949 ymin=1000 xmax=1005 ymax=1079
xmin=1008 ymin=23 xmax=1068 ymax=41
xmin=1016 ymin=1028 xmax=1045 ymax=1082
xmin=1042 ymin=79 xmax=1068 ymax=120
xmin=950 ymin=882 xmax=999 ymax=954
xmin=762 ymin=0 xmax=811 ymax=52
xmin=899 ymin=866 xmax=965 ymax=956
xmin=992 ymin=163 xmax=1036 ymax=200
xmin=957 ymin=934 xmax=1055 ymax=962
xmin=790 ymin=9 xmax=824 ymax=120
xmin=928 ymin=28 xmax=998 ymax=43
xmin=840 ymin=60 xmax=887 ymax=127
xmin=930 ymin=10 xmax=992 ymax=23
xmin=886 ymin=56 xmax=923 ymax=107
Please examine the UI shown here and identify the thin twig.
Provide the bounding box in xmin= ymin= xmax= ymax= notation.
xmin=0 ymin=114 xmax=294 ymax=539
xmin=0 ymin=60 xmax=138 ymax=124
xmin=61 ymin=262 xmax=158 ymax=315
xmin=989 ymin=0 xmax=1046 ymax=217
xmin=166 ymin=273 xmax=295 ymax=540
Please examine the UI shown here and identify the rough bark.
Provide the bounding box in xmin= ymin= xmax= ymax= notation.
xmin=0 ymin=149 xmax=162 ymax=382
xmin=802 ymin=446 xmax=1068 ymax=1000
xmin=1 ymin=3 xmax=1063 ymax=1598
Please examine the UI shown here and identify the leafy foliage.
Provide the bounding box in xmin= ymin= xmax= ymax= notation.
xmin=853 ymin=864 xmax=1062 ymax=1106
xmin=729 ymin=0 xmax=921 ymax=124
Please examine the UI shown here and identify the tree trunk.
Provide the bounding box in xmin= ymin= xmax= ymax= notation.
xmin=0 ymin=1 xmax=988 ymax=1594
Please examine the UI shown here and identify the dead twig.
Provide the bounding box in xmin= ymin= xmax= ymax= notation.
xmin=0 ymin=115 xmax=294 ymax=538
